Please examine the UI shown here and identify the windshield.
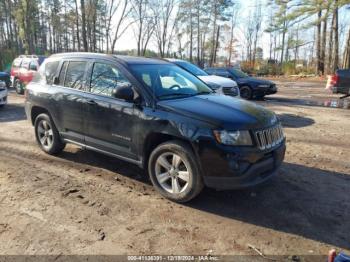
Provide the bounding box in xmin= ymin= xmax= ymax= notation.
xmin=175 ymin=61 xmax=208 ymax=76
xmin=229 ymin=68 xmax=249 ymax=78
xmin=130 ymin=64 xmax=213 ymax=100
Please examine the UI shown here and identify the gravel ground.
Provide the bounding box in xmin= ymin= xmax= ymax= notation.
xmin=0 ymin=80 xmax=349 ymax=259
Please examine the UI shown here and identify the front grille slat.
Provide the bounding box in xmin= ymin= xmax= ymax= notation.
xmin=255 ymin=124 xmax=284 ymax=150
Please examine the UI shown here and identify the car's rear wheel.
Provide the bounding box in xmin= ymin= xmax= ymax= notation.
xmin=14 ymin=79 xmax=24 ymax=95
xmin=240 ymin=85 xmax=252 ymax=100
xmin=148 ymin=141 xmax=204 ymax=203
xmin=34 ymin=113 xmax=65 ymax=155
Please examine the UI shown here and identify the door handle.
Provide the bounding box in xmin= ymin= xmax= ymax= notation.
xmin=87 ymin=99 xmax=97 ymax=105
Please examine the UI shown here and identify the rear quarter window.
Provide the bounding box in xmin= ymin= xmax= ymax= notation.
xmin=32 ymin=60 xmax=59 ymax=84
xmin=45 ymin=61 xmax=59 ymax=84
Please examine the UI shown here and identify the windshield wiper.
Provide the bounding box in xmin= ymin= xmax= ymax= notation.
xmin=157 ymin=93 xmax=194 ymax=99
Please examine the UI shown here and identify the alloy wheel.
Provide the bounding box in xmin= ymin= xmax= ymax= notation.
xmin=37 ymin=120 xmax=54 ymax=149
xmin=155 ymin=152 xmax=190 ymax=194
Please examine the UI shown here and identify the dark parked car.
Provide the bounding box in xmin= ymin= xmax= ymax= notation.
xmin=25 ymin=53 xmax=286 ymax=202
xmin=0 ymin=71 xmax=11 ymax=88
xmin=326 ymin=69 xmax=350 ymax=98
xmin=205 ymin=67 xmax=277 ymax=100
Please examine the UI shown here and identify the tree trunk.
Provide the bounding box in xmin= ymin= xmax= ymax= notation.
xmin=332 ymin=0 xmax=339 ymax=71
xmin=343 ymin=27 xmax=350 ymax=69
xmin=280 ymin=25 xmax=286 ymax=65
xmin=75 ymin=0 xmax=81 ymax=51
xmin=316 ymin=9 xmax=322 ymax=75
xmin=189 ymin=6 xmax=193 ymax=62
xmin=80 ymin=0 xmax=88 ymax=51
xmin=213 ymin=25 xmax=220 ymax=65
xmin=320 ymin=7 xmax=329 ymax=75
xmin=196 ymin=0 xmax=201 ymax=65
xmin=327 ymin=11 xmax=334 ymax=74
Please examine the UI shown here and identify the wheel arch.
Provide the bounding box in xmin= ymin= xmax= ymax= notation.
xmin=142 ymin=132 xmax=197 ymax=169
xmin=30 ymin=106 xmax=51 ymax=126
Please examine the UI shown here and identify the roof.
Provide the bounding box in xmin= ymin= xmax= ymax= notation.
xmin=49 ymin=52 xmax=169 ymax=66
xmin=115 ymin=55 xmax=169 ymax=65
xmin=164 ymin=58 xmax=186 ymax=63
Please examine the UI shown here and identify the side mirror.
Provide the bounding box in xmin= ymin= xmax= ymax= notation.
xmin=112 ymin=84 xmax=134 ymax=102
xmin=30 ymin=64 xmax=38 ymax=71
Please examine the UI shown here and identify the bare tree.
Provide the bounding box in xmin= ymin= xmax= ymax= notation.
xmin=152 ymin=0 xmax=178 ymax=57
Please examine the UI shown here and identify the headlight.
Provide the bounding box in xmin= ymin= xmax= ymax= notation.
xmin=213 ymin=130 xmax=253 ymax=145
xmin=258 ymin=84 xmax=269 ymax=88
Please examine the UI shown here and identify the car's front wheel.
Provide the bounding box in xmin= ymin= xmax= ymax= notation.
xmin=240 ymin=85 xmax=253 ymax=100
xmin=34 ymin=113 xmax=65 ymax=155
xmin=148 ymin=141 xmax=204 ymax=203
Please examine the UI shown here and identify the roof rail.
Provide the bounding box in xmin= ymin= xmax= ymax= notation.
xmin=18 ymin=55 xmax=39 ymax=59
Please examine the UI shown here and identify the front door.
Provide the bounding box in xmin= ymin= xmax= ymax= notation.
xmin=83 ymin=61 xmax=140 ymax=161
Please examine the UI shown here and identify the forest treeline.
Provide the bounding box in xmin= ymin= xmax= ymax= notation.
xmin=0 ymin=0 xmax=349 ymax=75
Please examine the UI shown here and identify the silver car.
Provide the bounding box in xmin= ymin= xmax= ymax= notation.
xmin=0 ymin=81 xmax=8 ymax=107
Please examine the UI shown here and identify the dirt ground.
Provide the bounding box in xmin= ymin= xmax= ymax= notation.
xmin=0 ymin=80 xmax=349 ymax=259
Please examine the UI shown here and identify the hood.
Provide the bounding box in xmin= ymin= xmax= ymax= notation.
xmin=199 ymin=75 xmax=237 ymax=88
xmin=158 ymin=94 xmax=278 ymax=130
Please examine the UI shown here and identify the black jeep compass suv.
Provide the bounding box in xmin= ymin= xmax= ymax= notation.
xmin=25 ymin=53 xmax=286 ymax=202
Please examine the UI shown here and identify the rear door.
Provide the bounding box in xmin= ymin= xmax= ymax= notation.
xmin=53 ymin=59 xmax=90 ymax=143
xmin=83 ymin=60 xmax=140 ymax=161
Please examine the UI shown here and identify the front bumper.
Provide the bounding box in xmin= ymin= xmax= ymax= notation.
xmin=254 ymin=85 xmax=277 ymax=96
xmin=199 ymin=140 xmax=286 ymax=190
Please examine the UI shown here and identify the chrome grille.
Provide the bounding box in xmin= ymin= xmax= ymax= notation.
xmin=254 ymin=124 xmax=284 ymax=150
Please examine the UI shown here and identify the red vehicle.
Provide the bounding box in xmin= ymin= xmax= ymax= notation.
xmin=11 ymin=55 xmax=46 ymax=94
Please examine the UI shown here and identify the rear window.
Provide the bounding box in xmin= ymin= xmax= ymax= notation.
xmin=21 ymin=60 xmax=30 ymax=69
xmin=32 ymin=60 xmax=59 ymax=84
xmin=45 ymin=61 xmax=59 ymax=84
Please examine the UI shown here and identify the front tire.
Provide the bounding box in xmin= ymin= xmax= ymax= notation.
xmin=148 ymin=141 xmax=204 ymax=203
xmin=240 ymin=85 xmax=253 ymax=100
xmin=34 ymin=113 xmax=65 ymax=155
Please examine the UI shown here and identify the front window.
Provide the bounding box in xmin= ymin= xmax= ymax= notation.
xmin=130 ymin=64 xmax=213 ymax=100
xmin=229 ymin=69 xmax=249 ymax=78
xmin=175 ymin=61 xmax=208 ymax=76
xmin=90 ymin=62 xmax=131 ymax=97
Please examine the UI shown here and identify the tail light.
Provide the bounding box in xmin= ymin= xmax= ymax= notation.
xmin=330 ymin=74 xmax=339 ymax=86
xmin=326 ymin=74 xmax=339 ymax=91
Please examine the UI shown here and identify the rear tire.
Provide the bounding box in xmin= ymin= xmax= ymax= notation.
xmin=240 ymin=85 xmax=253 ymax=100
xmin=34 ymin=113 xmax=65 ymax=155
xmin=14 ymin=79 xmax=24 ymax=95
xmin=148 ymin=140 xmax=204 ymax=203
